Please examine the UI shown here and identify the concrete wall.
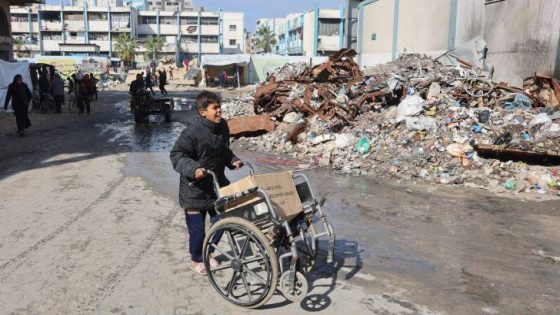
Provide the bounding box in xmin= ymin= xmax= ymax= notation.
xmin=482 ymin=0 xmax=560 ymax=82
xmin=360 ymin=0 xmax=394 ymax=65
xmin=0 ymin=0 xmax=12 ymax=61
xmin=345 ymin=0 xmax=361 ymax=49
xmin=455 ymin=0 xmax=483 ymax=44
xmin=396 ymin=0 xmax=450 ymax=54
xmin=303 ymin=10 xmax=315 ymax=56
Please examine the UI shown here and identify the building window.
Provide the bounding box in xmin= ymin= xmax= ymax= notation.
xmin=142 ymin=16 xmax=157 ymax=24
xmin=318 ymin=19 xmax=340 ymax=36
xmin=181 ymin=17 xmax=198 ymax=25
xmin=229 ymin=39 xmax=236 ymax=45
xmin=229 ymin=24 xmax=236 ymax=31
xmin=200 ymin=17 xmax=218 ymax=25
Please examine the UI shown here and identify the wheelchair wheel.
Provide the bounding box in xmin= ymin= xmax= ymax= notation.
xmin=203 ymin=217 xmax=279 ymax=309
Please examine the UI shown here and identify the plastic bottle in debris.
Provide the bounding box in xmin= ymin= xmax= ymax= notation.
xmin=355 ymin=137 xmax=371 ymax=154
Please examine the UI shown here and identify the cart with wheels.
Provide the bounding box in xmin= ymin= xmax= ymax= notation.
xmin=201 ymin=163 xmax=336 ymax=308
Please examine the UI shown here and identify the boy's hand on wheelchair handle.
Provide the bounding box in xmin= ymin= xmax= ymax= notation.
xmin=232 ymin=161 xmax=243 ymax=169
xmin=194 ymin=168 xmax=206 ymax=180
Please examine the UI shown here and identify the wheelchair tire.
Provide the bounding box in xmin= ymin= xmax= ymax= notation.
xmin=203 ymin=217 xmax=279 ymax=309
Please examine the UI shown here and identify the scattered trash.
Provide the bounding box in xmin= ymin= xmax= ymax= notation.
xmin=228 ymin=49 xmax=560 ymax=197
xmin=533 ymin=250 xmax=560 ymax=263
xmin=503 ymin=179 xmax=516 ymax=190
xmin=355 ymin=137 xmax=371 ymax=154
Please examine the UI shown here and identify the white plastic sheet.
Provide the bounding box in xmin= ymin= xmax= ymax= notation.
xmin=0 ymin=60 xmax=33 ymax=111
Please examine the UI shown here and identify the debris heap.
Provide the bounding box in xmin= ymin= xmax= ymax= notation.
xmin=229 ymin=49 xmax=560 ymax=196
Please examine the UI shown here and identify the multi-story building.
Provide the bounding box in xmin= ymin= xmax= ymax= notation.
xmin=256 ymin=7 xmax=346 ymax=57
xmin=9 ymin=3 xmax=245 ymax=65
xmin=1 ymin=0 xmax=42 ymax=61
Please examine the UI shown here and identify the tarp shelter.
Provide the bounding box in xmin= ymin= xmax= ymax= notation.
xmin=200 ymin=54 xmax=250 ymax=88
xmin=0 ymin=60 xmax=33 ymax=111
xmin=248 ymin=54 xmax=329 ymax=83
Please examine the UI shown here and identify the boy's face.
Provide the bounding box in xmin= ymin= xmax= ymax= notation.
xmin=199 ymin=102 xmax=222 ymax=123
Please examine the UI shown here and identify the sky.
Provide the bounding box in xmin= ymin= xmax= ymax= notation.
xmin=46 ymin=0 xmax=346 ymax=32
xmin=196 ymin=0 xmax=346 ymax=32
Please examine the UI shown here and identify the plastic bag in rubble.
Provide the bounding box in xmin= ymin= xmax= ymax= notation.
xmin=529 ymin=113 xmax=552 ymax=128
xmin=355 ymin=137 xmax=371 ymax=154
xmin=505 ymin=93 xmax=532 ymax=111
xmin=540 ymin=123 xmax=560 ymax=139
xmin=396 ymin=95 xmax=425 ymax=123
xmin=405 ymin=116 xmax=437 ymax=132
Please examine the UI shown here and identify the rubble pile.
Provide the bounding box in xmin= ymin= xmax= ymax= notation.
xmin=230 ymin=49 xmax=560 ymax=196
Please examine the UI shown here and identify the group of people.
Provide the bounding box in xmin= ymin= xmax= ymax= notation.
xmin=67 ymin=71 xmax=98 ymax=114
xmin=130 ymin=68 xmax=170 ymax=96
xmin=2 ymin=69 xmax=99 ymax=136
xmin=205 ymin=70 xmax=230 ymax=89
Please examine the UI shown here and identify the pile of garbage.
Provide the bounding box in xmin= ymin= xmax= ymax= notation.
xmin=228 ymin=49 xmax=560 ymax=196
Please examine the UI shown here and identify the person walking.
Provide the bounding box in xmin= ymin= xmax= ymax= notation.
xmin=80 ymin=74 xmax=95 ymax=114
xmin=168 ymin=66 xmax=174 ymax=80
xmin=159 ymin=69 xmax=168 ymax=96
xmin=3 ymin=74 xmax=32 ymax=136
xmin=51 ymin=74 xmax=65 ymax=114
xmin=145 ymin=68 xmax=155 ymax=95
xmin=170 ymin=91 xmax=243 ymax=275
xmin=89 ymin=73 xmax=98 ymax=100
xmin=38 ymin=70 xmax=51 ymax=111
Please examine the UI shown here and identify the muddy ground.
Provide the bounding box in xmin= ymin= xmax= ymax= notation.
xmin=0 ymin=89 xmax=559 ymax=315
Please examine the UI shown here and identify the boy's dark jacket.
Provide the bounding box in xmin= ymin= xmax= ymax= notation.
xmin=170 ymin=114 xmax=239 ymax=210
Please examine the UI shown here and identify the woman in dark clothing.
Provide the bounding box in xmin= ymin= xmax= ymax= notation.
xmin=3 ymin=74 xmax=32 ymax=136
xmin=158 ymin=70 xmax=168 ymax=95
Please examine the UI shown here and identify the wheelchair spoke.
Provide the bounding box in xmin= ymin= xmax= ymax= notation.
xmin=209 ymin=263 xmax=232 ymax=272
xmin=226 ymin=231 xmax=240 ymax=258
xmin=210 ymin=243 xmax=234 ymax=261
xmin=226 ymin=270 xmax=239 ymax=297
xmin=238 ymin=236 xmax=250 ymax=258
xmin=241 ymin=272 xmax=253 ymax=302
xmin=245 ymin=269 xmax=267 ymax=285
xmin=241 ymin=256 xmax=266 ymax=265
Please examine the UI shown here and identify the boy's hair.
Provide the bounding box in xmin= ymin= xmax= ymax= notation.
xmin=196 ymin=91 xmax=221 ymax=111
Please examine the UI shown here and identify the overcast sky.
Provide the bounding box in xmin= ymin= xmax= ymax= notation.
xmin=46 ymin=0 xmax=346 ymax=32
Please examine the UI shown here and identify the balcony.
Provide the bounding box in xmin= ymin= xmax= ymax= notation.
xmin=90 ymin=40 xmax=111 ymax=51
xmin=159 ymin=24 xmax=177 ymax=35
xmin=318 ymin=35 xmax=340 ymax=51
xmin=138 ymin=24 xmax=158 ymax=35
xmin=65 ymin=20 xmax=85 ymax=32
xmin=42 ymin=21 xmax=63 ymax=31
xmin=42 ymin=40 xmax=60 ymax=51
xmin=88 ymin=21 xmax=110 ymax=31
xmin=201 ymin=42 xmax=219 ymax=53
xmin=200 ymin=25 xmax=219 ymax=35
xmin=11 ymin=22 xmax=30 ymax=33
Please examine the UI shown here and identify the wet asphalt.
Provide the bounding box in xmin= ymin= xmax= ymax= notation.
xmin=2 ymin=90 xmax=558 ymax=314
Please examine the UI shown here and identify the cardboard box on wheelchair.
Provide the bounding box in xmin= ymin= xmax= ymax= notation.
xmin=219 ymin=171 xmax=303 ymax=222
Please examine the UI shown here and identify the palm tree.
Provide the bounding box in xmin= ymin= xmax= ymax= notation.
xmin=114 ymin=33 xmax=137 ymax=67
xmin=144 ymin=36 xmax=165 ymax=61
xmin=255 ymin=25 xmax=277 ymax=53
xmin=13 ymin=38 xmax=25 ymax=58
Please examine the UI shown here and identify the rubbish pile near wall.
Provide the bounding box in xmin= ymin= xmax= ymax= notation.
xmin=224 ymin=49 xmax=560 ymax=196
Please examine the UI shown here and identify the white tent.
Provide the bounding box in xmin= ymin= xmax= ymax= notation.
xmin=200 ymin=54 xmax=251 ymax=88
xmin=0 ymin=60 xmax=33 ymax=111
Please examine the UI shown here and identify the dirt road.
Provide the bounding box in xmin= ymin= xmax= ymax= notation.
xmin=0 ymin=90 xmax=558 ymax=315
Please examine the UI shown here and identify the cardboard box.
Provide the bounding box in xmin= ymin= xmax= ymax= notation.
xmin=219 ymin=171 xmax=303 ymax=222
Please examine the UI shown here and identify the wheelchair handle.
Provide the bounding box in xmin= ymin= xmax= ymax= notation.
xmin=188 ymin=161 xmax=253 ymax=197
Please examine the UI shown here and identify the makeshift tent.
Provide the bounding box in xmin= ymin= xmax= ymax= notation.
xmin=200 ymin=54 xmax=250 ymax=88
xmin=0 ymin=60 xmax=33 ymax=111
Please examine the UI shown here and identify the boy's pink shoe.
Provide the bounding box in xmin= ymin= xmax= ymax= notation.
xmin=190 ymin=262 xmax=207 ymax=275
xmin=208 ymin=256 xmax=219 ymax=269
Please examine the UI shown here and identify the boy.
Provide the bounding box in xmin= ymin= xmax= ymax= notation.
xmin=170 ymin=91 xmax=242 ymax=275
